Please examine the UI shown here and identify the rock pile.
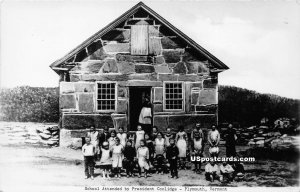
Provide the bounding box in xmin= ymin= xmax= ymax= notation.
xmin=221 ymin=124 xmax=299 ymax=151
xmin=36 ymin=125 xmax=59 ymax=146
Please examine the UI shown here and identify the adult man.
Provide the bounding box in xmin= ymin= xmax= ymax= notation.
xmin=225 ymin=123 xmax=237 ymax=157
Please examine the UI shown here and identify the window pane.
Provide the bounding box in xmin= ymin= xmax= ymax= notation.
xmin=97 ymin=83 xmax=116 ymax=110
xmin=165 ymin=82 xmax=183 ymax=110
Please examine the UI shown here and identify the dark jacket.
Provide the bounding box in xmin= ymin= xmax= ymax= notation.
xmin=124 ymin=146 xmax=136 ymax=161
xmin=99 ymin=132 xmax=109 ymax=146
xmin=166 ymin=145 xmax=179 ymax=160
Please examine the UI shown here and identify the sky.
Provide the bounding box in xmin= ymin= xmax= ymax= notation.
xmin=1 ymin=0 xmax=300 ymax=99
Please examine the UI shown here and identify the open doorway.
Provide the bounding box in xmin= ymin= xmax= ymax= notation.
xmin=128 ymin=87 xmax=151 ymax=131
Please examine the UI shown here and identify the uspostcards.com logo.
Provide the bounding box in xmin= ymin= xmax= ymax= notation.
xmin=190 ymin=156 xmax=256 ymax=162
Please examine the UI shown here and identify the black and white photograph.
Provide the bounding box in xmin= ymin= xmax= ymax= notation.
xmin=0 ymin=0 xmax=299 ymax=191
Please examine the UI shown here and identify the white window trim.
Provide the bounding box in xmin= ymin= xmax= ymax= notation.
xmin=163 ymin=81 xmax=185 ymax=112
xmin=95 ymin=81 xmax=117 ymax=112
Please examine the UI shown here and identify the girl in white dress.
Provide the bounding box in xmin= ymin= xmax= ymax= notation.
xmin=108 ymin=130 xmax=117 ymax=150
xmin=175 ymin=126 xmax=187 ymax=169
xmin=154 ymin=132 xmax=166 ymax=174
xmin=135 ymin=125 xmax=145 ymax=149
xmin=111 ymin=137 xmax=124 ymax=178
xmin=117 ymin=127 xmax=127 ymax=147
xmin=137 ymin=139 xmax=150 ymax=178
xmin=99 ymin=142 xmax=111 ymax=179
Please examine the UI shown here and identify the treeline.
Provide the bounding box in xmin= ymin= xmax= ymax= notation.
xmin=0 ymin=86 xmax=299 ymax=125
xmin=0 ymin=86 xmax=59 ymax=122
xmin=218 ymin=85 xmax=299 ymax=127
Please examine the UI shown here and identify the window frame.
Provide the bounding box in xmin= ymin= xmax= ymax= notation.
xmin=95 ymin=81 xmax=117 ymax=112
xmin=163 ymin=81 xmax=185 ymax=112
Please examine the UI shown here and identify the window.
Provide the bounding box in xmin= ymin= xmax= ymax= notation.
xmin=164 ymin=82 xmax=184 ymax=111
xmin=97 ymin=82 xmax=116 ymax=111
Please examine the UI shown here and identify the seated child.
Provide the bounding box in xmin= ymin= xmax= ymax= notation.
xmin=205 ymin=161 xmax=220 ymax=182
xmin=137 ymin=139 xmax=150 ymax=178
xmin=232 ymin=162 xmax=245 ymax=181
xmin=123 ymin=140 xmax=136 ymax=177
xmin=99 ymin=141 xmax=112 ymax=179
xmin=219 ymin=161 xmax=235 ymax=182
xmin=82 ymin=137 xmax=95 ymax=180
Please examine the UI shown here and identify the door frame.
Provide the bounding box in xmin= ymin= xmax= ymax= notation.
xmin=128 ymin=86 xmax=152 ymax=131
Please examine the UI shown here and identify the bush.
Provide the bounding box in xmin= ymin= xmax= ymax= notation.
xmin=0 ymin=86 xmax=59 ymax=122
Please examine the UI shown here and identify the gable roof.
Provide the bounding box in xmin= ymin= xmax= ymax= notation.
xmin=50 ymin=1 xmax=229 ymax=71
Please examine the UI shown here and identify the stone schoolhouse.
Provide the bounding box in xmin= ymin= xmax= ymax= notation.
xmin=50 ymin=2 xmax=229 ymax=147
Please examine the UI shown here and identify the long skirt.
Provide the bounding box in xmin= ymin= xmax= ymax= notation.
xmin=177 ymin=139 xmax=187 ymax=158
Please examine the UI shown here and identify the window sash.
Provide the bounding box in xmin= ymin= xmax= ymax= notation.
xmin=96 ymin=82 xmax=116 ymax=111
xmin=164 ymin=82 xmax=184 ymax=111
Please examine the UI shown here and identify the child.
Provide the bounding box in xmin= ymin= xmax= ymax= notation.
xmin=219 ymin=161 xmax=235 ymax=182
xmin=191 ymin=130 xmax=203 ymax=174
xmin=164 ymin=127 xmax=174 ymax=147
xmin=123 ymin=140 xmax=136 ymax=177
xmin=111 ymin=137 xmax=123 ymax=178
xmin=154 ymin=132 xmax=166 ymax=174
xmin=128 ymin=132 xmax=135 ymax=147
xmin=166 ymin=138 xmax=179 ymax=179
xmin=99 ymin=141 xmax=112 ymax=179
xmin=108 ymin=130 xmax=117 ymax=150
xmin=137 ymin=139 xmax=150 ymax=178
xmin=82 ymin=137 xmax=95 ymax=179
xmin=208 ymin=125 xmax=220 ymax=158
xmin=135 ymin=125 xmax=145 ymax=149
xmin=151 ymin=126 xmax=158 ymax=141
xmin=205 ymin=161 xmax=220 ymax=182
xmin=175 ymin=125 xmax=187 ymax=169
xmin=117 ymin=127 xmax=127 ymax=147
xmin=87 ymin=126 xmax=100 ymax=160
xmin=145 ymin=133 xmax=155 ymax=169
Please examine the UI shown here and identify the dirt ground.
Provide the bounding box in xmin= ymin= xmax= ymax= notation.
xmin=0 ymin=122 xmax=299 ymax=191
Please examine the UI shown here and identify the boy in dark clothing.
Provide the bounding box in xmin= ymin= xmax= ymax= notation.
xmin=123 ymin=140 xmax=136 ymax=177
xmin=166 ymin=138 xmax=179 ymax=178
xmin=99 ymin=126 xmax=110 ymax=148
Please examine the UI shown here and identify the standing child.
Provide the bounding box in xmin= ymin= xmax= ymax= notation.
xmin=145 ymin=133 xmax=155 ymax=169
xmin=108 ymin=130 xmax=117 ymax=150
xmin=135 ymin=125 xmax=145 ymax=149
xmin=154 ymin=132 xmax=166 ymax=174
xmin=151 ymin=126 xmax=158 ymax=141
xmin=111 ymin=137 xmax=123 ymax=178
xmin=137 ymin=139 xmax=150 ymax=178
xmin=191 ymin=130 xmax=203 ymax=174
xmin=128 ymin=132 xmax=135 ymax=147
xmin=117 ymin=127 xmax=127 ymax=147
xmin=164 ymin=127 xmax=174 ymax=147
xmin=166 ymin=138 xmax=179 ymax=179
xmin=175 ymin=126 xmax=188 ymax=169
xmin=82 ymin=137 xmax=95 ymax=179
xmin=123 ymin=140 xmax=136 ymax=177
xmin=87 ymin=126 xmax=100 ymax=160
xmin=99 ymin=141 xmax=112 ymax=179
xmin=208 ymin=125 xmax=220 ymax=158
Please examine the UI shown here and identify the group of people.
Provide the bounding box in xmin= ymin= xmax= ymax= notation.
xmin=82 ymin=123 xmax=244 ymax=183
